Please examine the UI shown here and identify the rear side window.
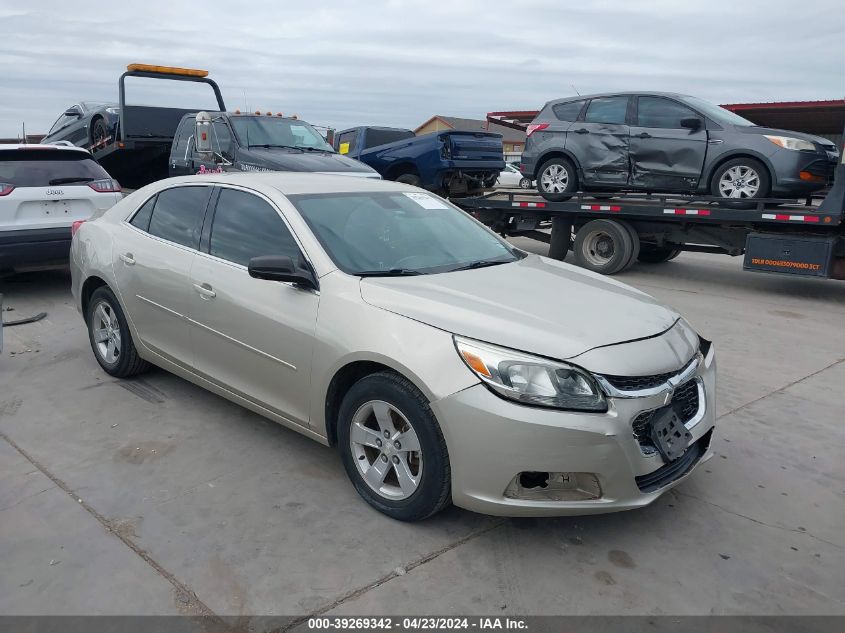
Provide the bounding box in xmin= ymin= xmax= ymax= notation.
xmin=147 ymin=186 xmax=210 ymax=249
xmin=551 ymin=100 xmax=586 ymax=121
xmin=584 ymin=96 xmax=629 ymax=125
xmin=363 ymin=129 xmax=414 ymax=149
xmin=130 ymin=196 xmax=156 ymax=231
xmin=209 ymin=188 xmax=300 ymax=267
xmin=636 ymin=96 xmax=698 ymax=129
xmin=0 ymin=150 xmax=110 ymax=187
xmin=336 ymin=130 xmax=358 ymax=154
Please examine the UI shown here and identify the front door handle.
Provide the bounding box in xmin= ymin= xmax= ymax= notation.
xmin=634 ymin=132 xmax=652 ymax=139
xmin=193 ymin=283 xmax=216 ymax=300
xmin=119 ymin=253 xmax=135 ymax=265
xmin=573 ymin=128 xmax=590 ymax=134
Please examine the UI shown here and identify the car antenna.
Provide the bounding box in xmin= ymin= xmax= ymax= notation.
xmin=571 ymin=84 xmax=581 ymax=96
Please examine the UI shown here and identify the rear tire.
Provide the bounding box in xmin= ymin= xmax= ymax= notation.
xmin=637 ymin=246 xmax=681 ymax=264
xmin=618 ymin=221 xmax=641 ymax=271
xmin=547 ymin=217 xmax=572 ymax=261
xmin=537 ymin=157 xmax=578 ymax=202
xmin=86 ymin=286 xmax=149 ymax=378
xmin=338 ymin=371 xmax=451 ymax=521
xmin=573 ymin=219 xmax=634 ymax=275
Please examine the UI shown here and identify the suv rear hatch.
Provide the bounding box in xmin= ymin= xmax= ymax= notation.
xmin=0 ymin=148 xmax=120 ymax=232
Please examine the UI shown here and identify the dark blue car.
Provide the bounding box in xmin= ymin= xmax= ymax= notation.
xmin=41 ymin=102 xmax=120 ymax=150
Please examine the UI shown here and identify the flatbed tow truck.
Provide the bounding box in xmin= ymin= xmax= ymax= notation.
xmin=452 ymin=137 xmax=845 ymax=281
xmin=88 ymin=64 xmax=226 ymax=188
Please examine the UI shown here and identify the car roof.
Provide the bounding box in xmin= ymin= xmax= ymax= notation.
xmin=154 ymin=172 xmax=416 ymax=196
xmin=0 ymin=144 xmax=92 ymax=154
xmin=546 ymin=91 xmax=693 ymax=105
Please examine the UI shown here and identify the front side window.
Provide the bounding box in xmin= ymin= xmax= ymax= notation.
xmin=230 ymin=117 xmax=334 ymax=151
xmin=636 ymin=97 xmax=698 ymax=129
xmin=172 ymin=118 xmax=194 ymax=159
xmin=584 ymin=96 xmax=629 ymax=125
xmin=209 ymin=188 xmax=300 ymax=267
xmin=363 ymin=129 xmax=414 ymax=149
xmin=292 ymin=192 xmax=521 ymax=275
xmin=147 ymin=186 xmax=210 ymax=249
xmin=211 ymin=121 xmax=233 ymax=155
xmin=336 ymin=131 xmax=358 ymax=154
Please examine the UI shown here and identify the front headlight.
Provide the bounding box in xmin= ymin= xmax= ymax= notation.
xmin=454 ymin=336 xmax=607 ymax=412
xmin=105 ymin=107 xmax=120 ymax=115
xmin=764 ymin=135 xmax=816 ymax=152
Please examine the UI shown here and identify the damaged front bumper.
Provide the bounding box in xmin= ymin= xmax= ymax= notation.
xmin=432 ymin=343 xmax=716 ymax=517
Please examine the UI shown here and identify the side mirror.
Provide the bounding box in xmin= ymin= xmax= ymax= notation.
xmin=680 ymin=117 xmax=702 ymax=130
xmin=194 ymin=111 xmax=213 ymax=154
xmin=248 ymin=255 xmax=318 ymax=290
xmin=64 ymin=107 xmax=82 ymax=118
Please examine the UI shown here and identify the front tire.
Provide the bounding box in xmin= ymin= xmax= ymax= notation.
xmin=395 ymin=173 xmax=422 ymax=188
xmin=710 ymin=158 xmax=770 ymax=208
xmin=86 ymin=286 xmax=149 ymax=378
xmin=338 ymin=371 xmax=451 ymax=521
xmin=537 ymin=157 xmax=578 ymax=202
xmin=90 ymin=117 xmax=109 ymax=147
xmin=519 ymin=177 xmax=533 ymax=189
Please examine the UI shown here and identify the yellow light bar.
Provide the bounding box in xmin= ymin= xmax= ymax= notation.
xmin=126 ymin=64 xmax=208 ymax=77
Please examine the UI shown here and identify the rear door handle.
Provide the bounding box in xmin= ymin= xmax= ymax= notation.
xmin=119 ymin=253 xmax=135 ymax=265
xmin=573 ymin=128 xmax=590 ymax=134
xmin=634 ymin=132 xmax=652 ymax=139
xmin=193 ymin=283 xmax=216 ymax=299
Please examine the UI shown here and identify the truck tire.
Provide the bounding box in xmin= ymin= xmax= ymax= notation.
xmin=573 ymin=219 xmax=634 ymax=275
xmin=637 ymin=246 xmax=681 ymax=264
xmin=710 ymin=157 xmax=770 ymax=208
xmin=396 ymin=173 xmax=422 ymax=188
xmin=547 ymin=217 xmax=572 ymax=261
xmin=537 ymin=157 xmax=578 ymax=202
xmin=618 ymin=221 xmax=641 ymax=271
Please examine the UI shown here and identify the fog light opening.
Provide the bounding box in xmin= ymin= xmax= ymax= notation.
xmin=505 ymin=472 xmax=602 ymax=502
xmin=519 ymin=471 xmax=549 ymax=489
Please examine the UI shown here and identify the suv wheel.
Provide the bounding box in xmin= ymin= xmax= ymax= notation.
xmin=711 ymin=158 xmax=770 ymax=207
xmin=86 ymin=286 xmax=150 ymax=378
xmin=338 ymin=372 xmax=451 ymax=521
xmin=537 ymin=157 xmax=578 ymax=202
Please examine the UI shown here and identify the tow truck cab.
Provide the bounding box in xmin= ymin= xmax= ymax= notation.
xmin=169 ymin=112 xmax=378 ymax=178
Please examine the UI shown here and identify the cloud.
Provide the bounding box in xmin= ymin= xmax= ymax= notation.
xmin=1 ymin=0 xmax=843 ymax=137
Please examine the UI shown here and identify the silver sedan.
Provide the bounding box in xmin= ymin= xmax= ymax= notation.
xmin=70 ymin=172 xmax=716 ymax=520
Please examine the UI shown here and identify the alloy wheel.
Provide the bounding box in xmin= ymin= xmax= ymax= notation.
xmin=540 ymin=164 xmax=569 ymax=193
xmin=91 ymin=300 xmax=121 ymax=364
xmin=349 ymin=400 xmax=422 ymax=500
xmin=718 ymin=165 xmax=760 ymax=198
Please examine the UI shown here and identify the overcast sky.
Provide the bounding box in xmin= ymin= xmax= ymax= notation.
xmin=2 ymin=0 xmax=843 ymax=138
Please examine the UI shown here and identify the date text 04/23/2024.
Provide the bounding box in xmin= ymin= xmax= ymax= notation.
xmin=306 ymin=616 xmax=528 ymax=630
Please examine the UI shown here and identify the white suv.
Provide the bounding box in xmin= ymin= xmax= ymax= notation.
xmin=0 ymin=144 xmax=122 ymax=270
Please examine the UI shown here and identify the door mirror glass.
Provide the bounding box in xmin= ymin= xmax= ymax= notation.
xmin=248 ymin=255 xmax=318 ymax=289
xmin=680 ymin=117 xmax=702 ymax=130
xmin=64 ymin=107 xmax=82 ymax=118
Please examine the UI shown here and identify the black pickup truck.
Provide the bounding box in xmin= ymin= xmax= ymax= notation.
xmin=334 ymin=126 xmax=505 ymax=196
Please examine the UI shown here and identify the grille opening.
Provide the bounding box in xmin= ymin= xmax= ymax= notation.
xmin=631 ymin=379 xmax=700 ymax=455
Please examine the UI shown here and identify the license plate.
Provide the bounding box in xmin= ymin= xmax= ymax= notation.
xmin=649 ymin=407 xmax=692 ymax=462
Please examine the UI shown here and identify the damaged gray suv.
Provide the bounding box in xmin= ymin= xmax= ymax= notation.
xmin=521 ymin=92 xmax=839 ymax=203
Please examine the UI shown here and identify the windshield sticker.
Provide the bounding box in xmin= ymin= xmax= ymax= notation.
xmin=403 ymin=192 xmax=449 ymax=209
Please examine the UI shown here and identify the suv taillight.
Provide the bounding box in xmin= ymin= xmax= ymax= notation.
xmin=88 ymin=178 xmax=121 ymax=193
xmin=526 ymin=123 xmax=550 ymax=137
xmin=71 ymin=220 xmax=85 ymax=236
xmin=440 ymin=136 xmax=452 ymax=159
xmin=0 ymin=183 xmax=14 ymax=196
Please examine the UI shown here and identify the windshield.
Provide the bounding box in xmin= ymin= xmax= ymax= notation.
xmin=681 ymin=96 xmax=757 ymax=127
xmin=230 ymin=117 xmax=335 ymax=151
xmin=291 ymin=191 xmax=522 ymax=275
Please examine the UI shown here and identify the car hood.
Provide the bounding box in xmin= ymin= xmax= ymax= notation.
xmin=737 ymin=126 xmax=835 ymax=149
xmin=359 ymin=254 xmax=681 ymax=360
xmin=237 ymin=148 xmax=379 ymax=174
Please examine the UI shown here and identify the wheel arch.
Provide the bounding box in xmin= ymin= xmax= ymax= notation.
xmin=703 ymin=151 xmax=775 ymax=194
xmin=322 ymin=357 xmax=435 ymax=447
xmin=80 ymin=275 xmax=110 ymax=322
xmin=386 ymin=161 xmax=421 ymax=181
